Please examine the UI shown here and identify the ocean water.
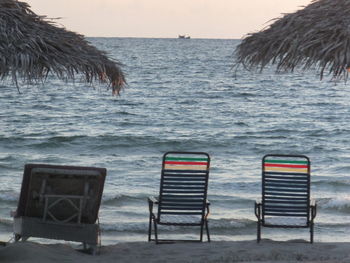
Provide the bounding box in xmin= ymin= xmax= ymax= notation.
xmin=0 ymin=38 xmax=350 ymax=244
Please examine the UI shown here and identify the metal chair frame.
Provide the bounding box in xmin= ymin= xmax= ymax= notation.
xmin=255 ymin=154 xmax=317 ymax=243
xmin=148 ymin=152 xmax=211 ymax=243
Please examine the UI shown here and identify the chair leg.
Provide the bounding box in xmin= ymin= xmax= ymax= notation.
xmin=205 ymin=220 xmax=210 ymax=242
xmin=148 ymin=215 xmax=152 ymax=242
xmin=91 ymin=245 xmax=97 ymax=256
xmin=153 ymin=220 xmax=159 ymax=244
xmin=14 ymin=234 xmax=21 ymax=242
xmin=200 ymin=224 xmax=204 ymax=242
xmin=310 ymin=222 xmax=314 ymax=244
xmin=257 ymin=221 xmax=261 ymax=243
xmin=21 ymin=236 xmax=29 ymax=242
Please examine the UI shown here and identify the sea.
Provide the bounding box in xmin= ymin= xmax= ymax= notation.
xmin=0 ymin=38 xmax=349 ymax=244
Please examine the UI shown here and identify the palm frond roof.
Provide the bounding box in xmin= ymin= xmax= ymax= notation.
xmin=235 ymin=0 xmax=350 ymax=80
xmin=0 ymin=0 xmax=125 ymax=94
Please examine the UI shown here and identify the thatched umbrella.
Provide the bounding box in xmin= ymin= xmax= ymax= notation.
xmin=0 ymin=0 xmax=125 ymax=94
xmin=234 ymin=0 xmax=350 ymax=80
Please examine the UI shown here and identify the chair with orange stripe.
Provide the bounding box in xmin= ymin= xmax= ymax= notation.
xmin=148 ymin=152 xmax=211 ymax=243
xmin=255 ymin=154 xmax=317 ymax=243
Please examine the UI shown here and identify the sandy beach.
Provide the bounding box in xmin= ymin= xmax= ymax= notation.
xmin=1 ymin=240 xmax=350 ymax=263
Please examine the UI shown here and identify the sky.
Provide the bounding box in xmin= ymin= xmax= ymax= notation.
xmin=25 ymin=0 xmax=313 ymax=39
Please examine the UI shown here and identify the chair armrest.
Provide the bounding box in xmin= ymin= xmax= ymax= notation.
xmin=204 ymin=199 xmax=210 ymax=219
xmin=255 ymin=201 xmax=262 ymax=219
xmin=310 ymin=199 xmax=316 ymax=206
xmin=310 ymin=199 xmax=317 ymax=220
xmin=148 ymin=196 xmax=158 ymax=216
xmin=148 ymin=196 xmax=158 ymax=204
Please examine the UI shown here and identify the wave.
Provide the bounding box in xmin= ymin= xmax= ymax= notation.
xmin=4 ymin=125 xmax=339 ymax=152
xmin=0 ymin=191 xmax=18 ymax=203
xmin=98 ymin=217 xmax=350 ymax=234
xmin=100 ymin=221 xmax=148 ymax=233
xmin=101 ymin=192 xmax=257 ymax=207
xmin=0 ymin=136 xmax=27 ymax=144
xmin=0 ymin=218 xmax=13 ymax=227
xmin=0 ymin=154 xmax=16 ymax=162
xmin=3 ymin=131 xmax=350 ymax=162
xmin=210 ymin=218 xmax=255 ymax=230
xmin=313 ymin=178 xmax=350 ymax=187
xmin=317 ymin=197 xmax=350 ymax=212
xmin=113 ymin=111 xmax=140 ymax=116
xmin=0 ymin=214 xmax=348 ymax=234
xmin=0 ymin=164 xmax=16 ymax=170
xmin=0 ymin=134 xmax=217 ymax=150
xmin=99 ymin=218 xmax=256 ymax=233
xmin=102 ymin=193 xmax=149 ymax=205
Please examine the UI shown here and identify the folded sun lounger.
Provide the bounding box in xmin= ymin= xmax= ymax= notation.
xmin=13 ymin=164 xmax=106 ymax=254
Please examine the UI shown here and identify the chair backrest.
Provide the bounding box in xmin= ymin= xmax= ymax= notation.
xmin=262 ymin=154 xmax=311 ymax=224
xmin=17 ymin=164 xmax=106 ymax=224
xmin=157 ymin=152 xmax=210 ymax=223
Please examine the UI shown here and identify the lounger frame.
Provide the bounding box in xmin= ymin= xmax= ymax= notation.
xmin=13 ymin=164 xmax=106 ymax=254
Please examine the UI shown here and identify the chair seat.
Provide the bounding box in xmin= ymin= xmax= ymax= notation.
xmin=159 ymin=215 xmax=202 ymax=224
xmin=264 ymin=216 xmax=308 ymax=226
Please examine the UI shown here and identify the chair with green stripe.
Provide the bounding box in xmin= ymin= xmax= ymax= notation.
xmin=148 ymin=152 xmax=211 ymax=243
xmin=255 ymin=154 xmax=317 ymax=243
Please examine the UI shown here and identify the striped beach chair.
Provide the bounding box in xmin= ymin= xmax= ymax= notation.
xmin=148 ymin=152 xmax=211 ymax=243
xmin=255 ymin=154 xmax=317 ymax=243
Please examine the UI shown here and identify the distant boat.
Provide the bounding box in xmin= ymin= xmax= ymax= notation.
xmin=178 ymin=35 xmax=190 ymax=39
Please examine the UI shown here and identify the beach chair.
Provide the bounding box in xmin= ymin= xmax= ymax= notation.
xmin=255 ymin=154 xmax=317 ymax=243
xmin=148 ymin=152 xmax=211 ymax=243
xmin=13 ymin=164 xmax=106 ymax=254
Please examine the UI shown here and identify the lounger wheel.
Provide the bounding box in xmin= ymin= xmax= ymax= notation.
xmin=14 ymin=234 xmax=28 ymax=242
xmin=14 ymin=234 xmax=21 ymax=242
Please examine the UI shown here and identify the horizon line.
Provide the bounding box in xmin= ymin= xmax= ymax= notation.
xmin=85 ymin=36 xmax=241 ymax=40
